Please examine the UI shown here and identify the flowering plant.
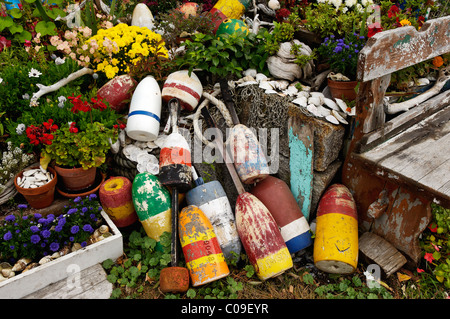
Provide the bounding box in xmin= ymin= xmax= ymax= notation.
xmin=317 ymin=32 xmax=367 ymax=81
xmin=42 ymin=121 xmax=117 ymax=169
xmin=25 ymin=118 xmax=58 ymax=147
xmin=0 ymin=142 xmax=35 ymax=194
xmin=78 ymin=23 xmax=169 ymax=79
xmin=0 ymin=195 xmax=103 ymax=263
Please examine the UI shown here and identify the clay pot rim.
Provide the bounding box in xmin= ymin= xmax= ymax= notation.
xmin=14 ymin=166 xmax=57 ymax=195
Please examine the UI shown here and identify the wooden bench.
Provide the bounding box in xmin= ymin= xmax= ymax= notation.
xmin=342 ymin=16 xmax=450 ymax=265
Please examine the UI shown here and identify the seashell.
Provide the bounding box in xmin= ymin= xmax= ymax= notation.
xmin=0 ymin=274 xmax=7 ymax=282
xmin=308 ymin=96 xmax=322 ymax=106
xmin=237 ymin=80 xmax=258 ymax=87
xmin=244 ymin=68 xmax=257 ymax=78
xmin=307 ymin=104 xmax=321 ymax=117
xmin=349 ymin=107 xmax=356 ymax=116
xmin=296 ymin=91 xmax=310 ymax=99
xmin=39 ymin=256 xmax=52 ymax=265
xmin=267 ymin=56 xmax=302 ymax=81
xmin=71 ymin=243 xmax=82 ymax=252
xmin=265 ymin=89 xmax=278 ymax=95
xmin=12 ymin=257 xmax=32 ymax=272
xmin=282 ymin=85 xmax=298 ymax=96
xmin=59 ymin=245 xmax=71 ymax=257
xmin=328 ymin=72 xmax=351 ymax=82
xmin=22 ymin=262 xmax=39 ymax=273
xmin=40 ymin=165 xmax=47 ymax=174
xmin=30 ymin=184 xmax=38 ymax=188
xmin=16 ymin=177 xmax=22 ymax=185
xmin=274 ymin=80 xmax=290 ymax=90
xmin=292 ymin=96 xmax=308 ymax=107
xmin=51 ymin=252 xmax=61 ymax=259
xmin=325 ymin=114 xmax=340 ymax=125
xmin=0 ymin=262 xmax=11 ymax=270
xmin=99 ymin=225 xmax=110 ymax=234
xmin=335 ymin=98 xmax=348 ymax=113
xmin=268 ymin=0 xmax=281 ymax=10
xmin=317 ymin=105 xmax=331 ymax=117
xmin=22 ymin=169 xmax=37 ymax=177
xmin=1 ymin=268 xmax=12 ymax=278
xmin=323 ymin=97 xmax=340 ymax=111
xmin=332 ymin=110 xmax=349 ymax=124
xmin=255 ymin=73 xmax=268 ymax=83
xmin=259 ymin=81 xmax=274 ymax=90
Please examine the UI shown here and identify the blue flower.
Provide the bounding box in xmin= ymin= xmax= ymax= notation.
xmin=22 ymin=215 xmax=28 ymax=220
xmin=55 ymin=225 xmax=63 ymax=232
xmin=30 ymin=225 xmax=39 ymax=233
xmin=15 ymin=229 xmax=20 ymax=234
xmin=5 ymin=215 xmax=15 ymax=222
xmin=89 ymin=194 xmax=97 ymax=200
xmin=41 ymin=230 xmax=51 ymax=238
xmin=333 ymin=46 xmax=343 ymax=53
xmin=58 ymin=217 xmax=66 ymax=226
xmin=82 ymin=207 xmax=88 ymax=213
xmin=83 ymin=224 xmax=94 ymax=233
xmin=30 ymin=234 xmax=41 ymax=244
xmin=34 ymin=213 xmax=42 ymax=219
xmin=9 ymin=245 xmax=14 ymax=250
xmin=3 ymin=231 xmax=12 ymax=241
xmin=74 ymin=196 xmax=82 ymax=203
xmin=69 ymin=236 xmax=74 ymax=242
xmin=70 ymin=225 xmax=79 ymax=234
xmin=81 ymin=241 xmax=87 ymax=248
xmin=49 ymin=242 xmax=60 ymax=252
xmin=18 ymin=204 xmax=28 ymax=209
xmin=67 ymin=208 xmax=77 ymax=215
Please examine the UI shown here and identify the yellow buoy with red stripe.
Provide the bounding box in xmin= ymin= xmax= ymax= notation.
xmin=313 ymin=184 xmax=358 ymax=274
xmin=179 ymin=205 xmax=230 ymax=286
xmin=99 ymin=176 xmax=138 ymax=228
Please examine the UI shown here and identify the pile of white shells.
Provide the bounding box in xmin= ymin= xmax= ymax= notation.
xmin=16 ymin=166 xmax=53 ymax=189
xmin=110 ymin=129 xmax=160 ymax=175
xmin=231 ymin=69 xmax=356 ymax=126
xmin=0 ymin=225 xmax=111 ymax=282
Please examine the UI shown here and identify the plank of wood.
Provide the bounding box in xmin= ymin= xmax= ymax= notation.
xmin=288 ymin=116 xmax=314 ymax=221
xmin=357 ymin=16 xmax=450 ymax=82
xmin=359 ymin=232 xmax=407 ymax=277
xmin=358 ymin=90 xmax=450 ymax=153
xmin=23 ymin=263 xmax=112 ymax=299
xmin=357 ymin=106 xmax=450 ymax=201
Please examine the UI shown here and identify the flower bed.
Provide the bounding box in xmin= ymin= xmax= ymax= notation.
xmin=0 ymin=195 xmax=123 ymax=299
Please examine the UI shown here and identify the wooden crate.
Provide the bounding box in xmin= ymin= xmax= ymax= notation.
xmin=0 ymin=211 xmax=123 ymax=299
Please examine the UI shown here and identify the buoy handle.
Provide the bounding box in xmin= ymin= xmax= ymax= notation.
xmin=191 ymin=166 xmax=204 ymax=186
xmin=169 ymin=98 xmax=180 ymax=134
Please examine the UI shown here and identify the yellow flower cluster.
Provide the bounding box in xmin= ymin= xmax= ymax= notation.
xmin=84 ymin=23 xmax=169 ymax=79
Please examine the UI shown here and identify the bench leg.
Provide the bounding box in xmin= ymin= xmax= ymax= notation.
xmin=342 ymin=158 xmax=431 ymax=265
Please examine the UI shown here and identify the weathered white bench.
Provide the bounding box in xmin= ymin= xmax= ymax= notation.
xmin=342 ymin=16 xmax=450 ymax=265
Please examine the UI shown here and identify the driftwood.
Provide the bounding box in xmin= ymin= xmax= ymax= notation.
xmin=31 ymin=68 xmax=94 ymax=103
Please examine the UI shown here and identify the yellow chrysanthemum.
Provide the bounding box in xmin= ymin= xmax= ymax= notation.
xmin=400 ymin=19 xmax=411 ymax=26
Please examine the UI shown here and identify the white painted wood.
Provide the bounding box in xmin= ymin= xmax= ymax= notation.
xmin=0 ymin=211 xmax=123 ymax=299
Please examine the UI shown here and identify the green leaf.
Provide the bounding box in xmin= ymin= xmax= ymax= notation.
xmin=102 ymin=259 xmax=115 ymax=270
xmin=8 ymin=24 xmax=23 ymax=35
xmin=35 ymin=21 xmax=57 ymax=36
xmin=13 ymin=30 xmax=32 ymax=42
xmin=8 ymin=8 xmax=22 ymax=19
xmin=186 ymin=288 xmax=196 ymax=298
xmin=107 ymin=273 xmax=118 ymax=284
xmin=433 ymin=251 xmax=442 ymax=260
xmin=303 ymin=273 xmax=315 ymax=285
xmin=0 ymin=17 xmax=14 ymax=32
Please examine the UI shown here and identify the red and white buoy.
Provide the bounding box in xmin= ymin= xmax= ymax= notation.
xmin=162 ymin=70 xmax=203 ymax=112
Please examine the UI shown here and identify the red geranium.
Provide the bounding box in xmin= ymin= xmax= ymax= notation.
xmin=388 ymin=5 xmax=400 ymax=18
xmin=91 ymin=96 xmax=107 ymax=111
xmin=25 ymin=119 xmax=58 ymax=147
xmin=68 ymin=93 xmax=108 ymax=114
xmin=69 ymin=122 xmax=78 ymax=133
xmin=0 ymin=36 xmax=11 ymax=53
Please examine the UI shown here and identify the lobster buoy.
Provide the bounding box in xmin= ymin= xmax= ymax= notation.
xmin=177 ymin=2 xmax=199 ymax=18
xmin=132 ymin=172 xmax=171 ymax=251
xmin=179 ymin=205 xmax=230 ymax=286
xmin=228 ymin=124 xmax=269 ymax=184
xmin=162 ymin=70 xmax=203 ymax=112
xmin=99 ymin=176 xmax=138 ymax=228
xmin=5 ymin=0 xmax=21 ymax=10
xmin=314 ymin=184 xmax=358 ymax=274
xmin=208 ymin=0 xmax=247 ymax=33
xmin=126 ymin=75 xmax=161 ymax=142
xmin=236 ymin=192 xmax=293 ymax=280
xmin=186 ymin=170 xmax=241 ymax=261
xmin=251 ymin=175 xmax=312 ymax=254
xmin=97 ymin=74 xmax=137 ymax=113
xmin=216 ymin=18 xmax=249 ymax=38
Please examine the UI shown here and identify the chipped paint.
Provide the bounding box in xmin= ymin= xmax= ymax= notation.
xmin=288 ymin=126 xmax=313 ymax=221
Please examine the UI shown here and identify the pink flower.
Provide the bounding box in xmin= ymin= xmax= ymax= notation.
xmin=24 ymin=40 xmax=32 ymax=47
xmin=417 ymin=268 xmax=425 ymax=273
xmin=424 ymin=252 xmax=434 ymax=263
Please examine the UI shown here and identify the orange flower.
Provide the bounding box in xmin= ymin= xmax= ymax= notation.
xmin=433 ymin=56 xmax=444 ymax=68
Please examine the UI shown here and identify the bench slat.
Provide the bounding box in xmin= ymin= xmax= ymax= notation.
xmin=357 ymin=16 xmax=450 ymax=82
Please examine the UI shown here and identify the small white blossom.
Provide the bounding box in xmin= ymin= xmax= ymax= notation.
xmin=0 ymin=78 xmax=3 ymax=84
xmin=55 ymin=57 xmax=65 ymax=65
xmin=22 ymin=93 xmax=30 ymax=100
xmin=345 ymin=0 xmax=357 ymax=7
xmin=28 ymin=68 xmax=42 ymax=78
xmin=16 ymin=123 xmax=26 ymax=135
xmin=58 ymin=95 xmax=67 ymax=108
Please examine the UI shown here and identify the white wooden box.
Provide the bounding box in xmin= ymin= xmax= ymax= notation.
xmin=0 ymin=211 xmax=123 ymax=299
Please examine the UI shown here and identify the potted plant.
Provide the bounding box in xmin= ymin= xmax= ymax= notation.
xmin=42 ymin=120 xmax=117 ymax=192
xmin=317 ymin=32 xmax=367 ymax=101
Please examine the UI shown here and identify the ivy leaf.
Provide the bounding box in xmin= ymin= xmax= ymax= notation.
xmin=0 ymin=17 xmax=14 ymax=32
xmin=8 ymin=8 xmax=22 ymax=19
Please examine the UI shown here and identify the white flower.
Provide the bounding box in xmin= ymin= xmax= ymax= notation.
xmin=330 ymin=0 xmax=343 ymax=9
xmin=22 ymin=93 xmax=30 ymax=100
xmin=55 ymin=57 xmax=65 ymax=65
xmin=345 ymin=0 xmax=357 ymax=7
xmin=16 ymin=123 xmax=26 ymax=135
xmin=0 ymin=78 xmax=3 ymax=84
xmin=58 ymin=95 xmax=67 ymax=108
xmin=28 ymin=68 xmax=42 ymax=78
xmin=362 ymin=0 xmax=374 ymax=7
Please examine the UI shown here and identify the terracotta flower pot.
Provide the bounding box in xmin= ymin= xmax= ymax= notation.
xmin=327 ymin=79 xmax=358 ymax=102
xmin=14 ymin=166 xmax=57 ymax=209
xmin=54 ymin=166 xmax=97 ymax=191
